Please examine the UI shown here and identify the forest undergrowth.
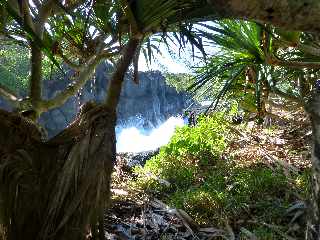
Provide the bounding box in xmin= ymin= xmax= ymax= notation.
xmin=109 ymin=109 xmax=311 ymax=239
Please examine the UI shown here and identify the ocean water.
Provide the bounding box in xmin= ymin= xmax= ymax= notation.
xmin=116 ymin=116 xmax=185 ymax=152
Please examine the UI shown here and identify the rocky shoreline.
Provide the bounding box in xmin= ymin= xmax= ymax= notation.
xmin=116 ymin=149 xmax=160 ymax=168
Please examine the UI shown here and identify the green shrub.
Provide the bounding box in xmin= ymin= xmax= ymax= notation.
xmin=132 ymin=112 xmax=309 ymax=237
xmin=164 ymin=165 xmax=299 ymax=226
xmin=134 ymin=113 xmax=228 ymax=191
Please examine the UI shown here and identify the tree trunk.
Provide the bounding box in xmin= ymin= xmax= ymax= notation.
xmin=305 ymin=92 xmax=320 ymax=239
xmin=207 ymin=0 xmax=320 ymax=33
xmin=0 ymin=35 xmax=140 ymax=240
xmin=0 ymin=102 xmax=116 ymax=240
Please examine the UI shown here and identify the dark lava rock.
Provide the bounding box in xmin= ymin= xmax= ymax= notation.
xmin=117 ymin=148 xmax=160 ymax=168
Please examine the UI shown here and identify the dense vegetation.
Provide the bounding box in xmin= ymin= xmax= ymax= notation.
xmin=0 ymin=45 xmax=61 ymax=94
xmin=0 ymin=45 xmax=30 ymax=92
xmin=130 ymin=111 xmax=310 ymax=239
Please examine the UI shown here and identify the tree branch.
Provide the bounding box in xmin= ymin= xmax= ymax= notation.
xmin=36 ymin=0 xmax=56 ymax=36
xmin=0 ymin=83 xmax=19 ymax=107
xmin=40 ymin=57 xmax=101 ymax=111
xmin=58 ymin=54 xmax=86 ymax=72
xmin=268 ymin=56 xmax=320 ymax=69
xmin=58 ymin=49 xmax=116 ymax=71
xmin=30 ymin=42 xmax=43 ymax=111
xmin=28 ymin=0 xmax=55 ymax=114
xmin=105 ymin=37 xmax=141 ymax=111
xmin=207 ymin=0 xmax=320 ymax=33
xmin=119 ymin=0 xmax=139 ymax=33
xmin=21 ymin=0 xmax=36 ymax=32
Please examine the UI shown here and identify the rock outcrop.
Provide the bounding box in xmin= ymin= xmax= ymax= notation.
xmin=0 ymin=63 xmax=191 ymax=137
xmin=117 ymin=148 xmax=160 ymax=168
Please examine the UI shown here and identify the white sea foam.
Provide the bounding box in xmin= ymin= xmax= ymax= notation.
xmin=116 ymin=116 xmax=185 ymax=152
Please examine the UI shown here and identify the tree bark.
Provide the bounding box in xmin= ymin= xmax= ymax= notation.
xmin=0 ymin=83 xmax=19 ymax=108
xmin=105 ymin=37 xmax=141 ymax=111
xmin=305 ymin=92 xmax=320 ymax=239
xmin=40 ymin=57 xmax=99 ymax=111
xmin=30 ymin=42 xmax=43 ymax=116
xmin=207 ymin=0 xmax=320 ymax=33
xmin=0 ymin=33 xmax=140 ymax=240
xmin=0 ymin=103 xmax=116 ymax=240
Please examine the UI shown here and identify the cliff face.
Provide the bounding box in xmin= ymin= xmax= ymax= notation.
xmin=36 ymin=63 xmax=191 ymax=137
xmin=117 ymin=70 xmax=190 ymax=129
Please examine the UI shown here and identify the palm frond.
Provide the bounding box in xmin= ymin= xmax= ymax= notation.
xmin=196 ymin=20 xmax=264 ymax=62
xmin=190 ymin=20 xmax=276 ymax=114
xmin=205 ymin=65 xmax=246 ymax=112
